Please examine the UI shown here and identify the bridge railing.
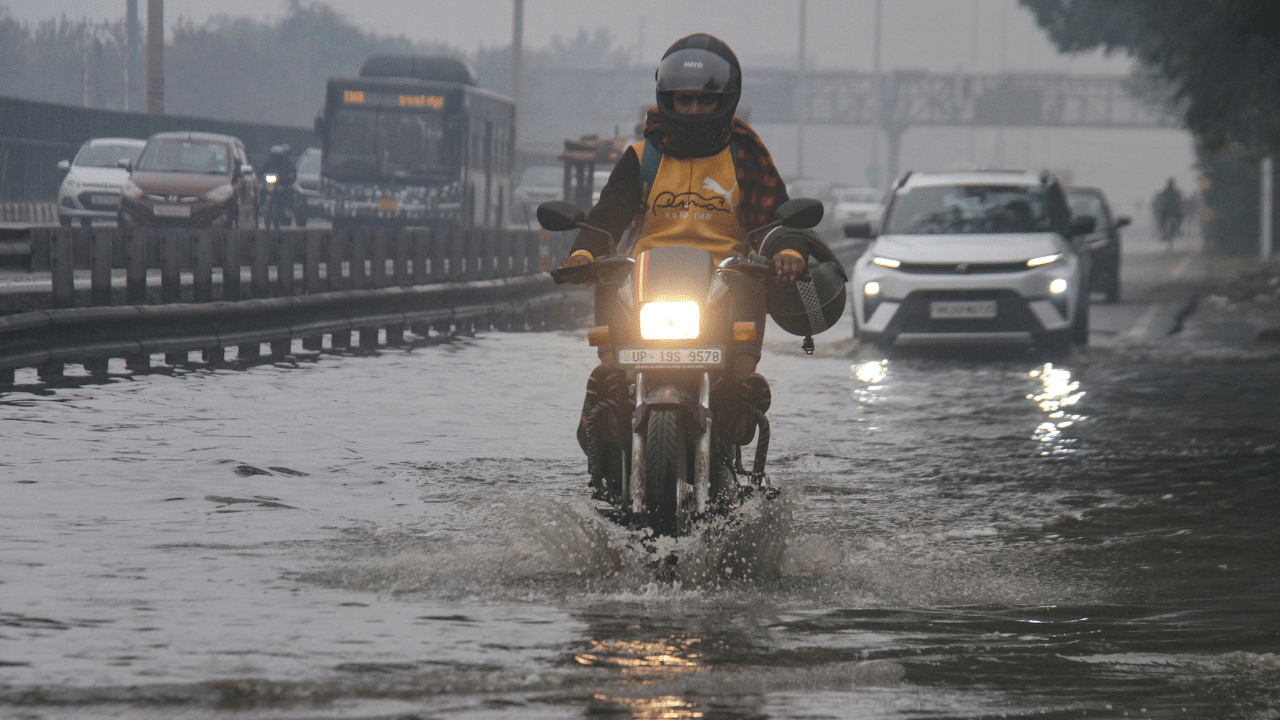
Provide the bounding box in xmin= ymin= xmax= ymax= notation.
xmin=1 ymin=226 xmax=585 ymax=386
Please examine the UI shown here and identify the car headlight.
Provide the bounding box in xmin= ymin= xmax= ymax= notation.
xmin=1027 ymin=253 xmax=1064 ymax=268
xmin=1049 ymin=278 xmax=1069 ymax=294
xmin=121 ymin=178 xmax=143 ymax=200
xmin=205 ymin=184 xmax=234 ymax=202
xmin=639 ymin=301 xmax=700 ymax=340
xmin=63 ymin=174 xmax=82 ymax=191
xmin=871 ymin=256 xmax=901 ymax=269
xmin=863 ymin=281 xmax=881 ymax=296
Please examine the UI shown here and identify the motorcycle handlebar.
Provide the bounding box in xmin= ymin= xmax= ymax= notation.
xmin=550 ymin=255 xmax=635 ymax=285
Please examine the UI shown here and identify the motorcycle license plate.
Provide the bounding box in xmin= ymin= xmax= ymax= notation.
xmin=153 ymin=204 xmax=191 ymax=218
xmin=930 ymin=300 xmax=996 ymax=319
xmin=618 ymin=347 xmax=723 ymax=367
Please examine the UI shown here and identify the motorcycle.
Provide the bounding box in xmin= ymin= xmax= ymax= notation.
xmin=540 ymin=197 xmax=826 ymax=538
xmin=259 ymin=172 xmax=293 ymax=229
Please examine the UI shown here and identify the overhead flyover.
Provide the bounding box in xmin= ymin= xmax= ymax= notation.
xmin=741 ymin=69 xmax=1177 ymax=183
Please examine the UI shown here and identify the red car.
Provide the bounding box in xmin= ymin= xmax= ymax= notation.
xmin=118 ymin=131 xmax=259 ymax=229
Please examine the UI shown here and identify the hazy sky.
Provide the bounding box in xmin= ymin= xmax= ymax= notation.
xmin=5 ymin=0 xmax=1134 ymax=75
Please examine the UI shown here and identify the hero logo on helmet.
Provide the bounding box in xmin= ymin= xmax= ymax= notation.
xmin=683 ymin=61 xmax=703 ymax=68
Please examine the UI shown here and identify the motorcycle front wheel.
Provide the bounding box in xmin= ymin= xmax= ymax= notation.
xmin=643 ymin=408 xmax=691 ymax=537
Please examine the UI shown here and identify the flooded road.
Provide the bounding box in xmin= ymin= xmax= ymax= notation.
xmin=2 ymin=326 xmax=1279 ymax=719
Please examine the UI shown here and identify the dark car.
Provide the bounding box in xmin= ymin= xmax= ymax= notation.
xmin=117 ymin=131 xmax=259 ymax=229
xmin=1066 ymin=186 xmax=1130 ymax=303
xmin=292 ymin=147 xmax=327 ymax=227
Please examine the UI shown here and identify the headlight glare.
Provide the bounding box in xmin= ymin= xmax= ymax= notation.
xmin=872 ymin=256 xmax=901 ymax=268
xmin=264 ymin=174 xmax=278 ymax=184
xmin=1049 ymin=278 xmax=1069 ymax=294
xmin=1027 ymin=253 xmax=1064 ymax=268
xmin=864 ymin=281 xmax=881 ymax=296
xmin=639 ymin=301 xmax=700 ymax=340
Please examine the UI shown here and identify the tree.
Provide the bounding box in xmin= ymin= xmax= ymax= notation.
xmin=1020 ymin=0 xmax=1280 ymax=152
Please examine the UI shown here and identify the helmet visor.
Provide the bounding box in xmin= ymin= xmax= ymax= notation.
xmin=656 ymin=49 xmax=735 ymax=94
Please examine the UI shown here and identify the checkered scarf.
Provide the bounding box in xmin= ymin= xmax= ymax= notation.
xmin=643 ymin=108 xmax=790 ymax=244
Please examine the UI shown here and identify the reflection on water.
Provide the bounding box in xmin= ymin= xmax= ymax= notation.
xmin=575 ymin=638 xmax=703 ymax=673
xmin=1028 ymin=362 xmax=1086 ymax=454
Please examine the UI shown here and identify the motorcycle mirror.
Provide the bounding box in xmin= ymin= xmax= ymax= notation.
xmin=536 ymin=200 xmax=586 ymax=232
xmin=776 ymin=197 xmax=824 ymax=230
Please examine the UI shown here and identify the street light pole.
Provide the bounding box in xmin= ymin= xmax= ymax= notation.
xmin=796 ymin=0 xmax=808 ymax=179
xmin=511 ymin=0 xmax=523 ymax=153
xmin=146 ymin=0 xmax=163 ymax=115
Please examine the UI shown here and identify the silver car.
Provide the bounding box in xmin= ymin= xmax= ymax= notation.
xmin=57 ymin=138 xmax=147 ymax=227
xmin=849 ymin=170 xmax=1094 ymax=351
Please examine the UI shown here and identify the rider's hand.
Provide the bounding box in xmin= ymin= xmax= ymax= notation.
xmin=771 ymin=250 xmax=804 ymax=283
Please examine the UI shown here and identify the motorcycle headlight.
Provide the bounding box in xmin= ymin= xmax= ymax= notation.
xmin=264 ymin=173 xmax=278 ymax=184
xmin=639 ymin=301 xmax=700 ymax=340
xmin=205 ymin=184 xmax=234 ymax=202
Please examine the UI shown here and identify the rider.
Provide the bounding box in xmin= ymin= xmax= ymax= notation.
xmin=557 ymin=33 xmax=809 ymax=488
xmin=260 ymin=145 xmax=297 ymax=218
xmin=1154 ymin=177 xmax=1184 ymax=240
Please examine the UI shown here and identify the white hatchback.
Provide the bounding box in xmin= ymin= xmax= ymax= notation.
xmin=57 ymin=138 xmax=147 ymax=227
xmin=849 ymin=170 xmax=1093 ymax=351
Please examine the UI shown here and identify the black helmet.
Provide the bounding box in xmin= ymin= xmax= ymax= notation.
xmin=760 ymin=229 xmax=848 ymax=339
xmin=655 ymin=33 xmax=741 ymax=157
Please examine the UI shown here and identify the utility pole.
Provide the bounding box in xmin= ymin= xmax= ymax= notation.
xmin=796 ymin=0 xmax=808 ymax=178
xmin=870 ymin=0 xmax=882 ymax=188
xmin=126 ymin=0 xmax=142 ymax=112
xmin=146 ymin=0 xmax=163 ymax=115
xmin=511 ymin=0 xmax=523 ymax=153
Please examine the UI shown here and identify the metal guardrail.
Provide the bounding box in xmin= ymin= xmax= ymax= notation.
xmin=0 ymin=225 xmax=582 ymax=386
xmin=0 ymin=201 xmax=57 ymax=224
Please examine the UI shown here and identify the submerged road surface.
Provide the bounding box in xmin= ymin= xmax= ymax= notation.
xmin=2 ymin=238 xmax=1279 ymax=719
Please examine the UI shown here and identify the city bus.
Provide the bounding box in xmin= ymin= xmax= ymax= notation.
xmin=316 ymin=54 xmax=515 ymax=229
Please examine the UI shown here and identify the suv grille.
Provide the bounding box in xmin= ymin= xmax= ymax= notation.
xmin=896 ymin=261 xmax=1029 ymax=274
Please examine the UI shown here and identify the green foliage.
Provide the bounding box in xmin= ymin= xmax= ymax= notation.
xmin=1020 ymin=0 xmax=1280 ymax=152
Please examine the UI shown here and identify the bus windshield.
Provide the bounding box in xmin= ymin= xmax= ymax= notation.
xmin=326 ymin=108 xmax=453 ymax=181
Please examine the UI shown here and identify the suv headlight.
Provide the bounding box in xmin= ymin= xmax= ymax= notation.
xmin=205 ymin=184 xmax=234 ymax=202
xmin=63 ymin=174 xmax=82 ymax=191
xmin=1027 ymin=253 xmax=1064 ymax=268
xmin=639 ymin=301 xmax=700 ymax=340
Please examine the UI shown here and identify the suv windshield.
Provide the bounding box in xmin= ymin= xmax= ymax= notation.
xmin=75 ymin=143 xmax=143 ymax=168
xmin=886 ymin=184 xmax=1062 ymax=235
xmin=136 ymin=140 xmax=230 ymax=175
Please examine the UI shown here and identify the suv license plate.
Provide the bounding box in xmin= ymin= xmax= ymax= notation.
xmin=91 ymin=194 xmax=120 ymax=206
xmin=618 ymin=348 xmax=723 ymax=366
xmin=930 ymin=300 xmax=997 ymax=319
xmin=153 ymin=204 xmax=191 ymax=218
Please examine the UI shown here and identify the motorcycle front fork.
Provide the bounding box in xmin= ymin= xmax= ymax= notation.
xmin=625 ymin=371 xmax=713 ymax=518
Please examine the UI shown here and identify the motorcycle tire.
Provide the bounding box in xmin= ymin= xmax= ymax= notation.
xmin=643 ymin=408 xmax=690 ymax=537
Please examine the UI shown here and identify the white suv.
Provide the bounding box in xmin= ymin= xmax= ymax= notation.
xmin=849 ymin=170 xmax=1092 ymax=351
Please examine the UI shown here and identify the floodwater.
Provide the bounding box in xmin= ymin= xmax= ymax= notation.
xmin=2 ymin=330 xmax=1278 ymax=719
